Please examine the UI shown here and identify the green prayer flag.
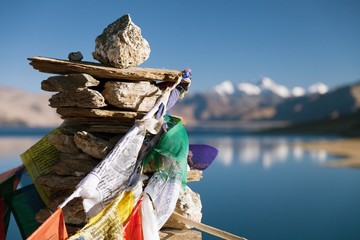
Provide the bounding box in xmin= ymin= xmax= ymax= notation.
xmin=5 ymin=184 xmax=45 ymax=239
xmin=144 ymin=115 xmax=189 ymax=186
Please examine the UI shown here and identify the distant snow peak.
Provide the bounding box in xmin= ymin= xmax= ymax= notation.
xmin=291 ymin=86 xmax=305 ymax=97
xmin=258 ymin=77 xmax=275 ymax=87
xmin=308 ymin=82 xmax=329 ymax=95
xmin=258 ymin=77 xmax=291 ymax=98
xmin=237 ymin=82 xmax=261 ymax=95
xmin=213 ymin=80 xmax=235 ymax=96
xmin=212 ymin=78 xmax=329 ymax=99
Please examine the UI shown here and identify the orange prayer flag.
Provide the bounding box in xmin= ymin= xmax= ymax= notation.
xmin=123 ymin=199 xmax=143 ymax=240
xmin=27 ymin=208 xmax=68 ymax=240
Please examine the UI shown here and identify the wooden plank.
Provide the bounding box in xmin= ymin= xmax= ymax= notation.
xmin=28 ymin=56 xmax=189 ymax=83
xmin=172 ymin=212 xmax=247 ymax=240
xmin=160 ymin=229 xmax=202 ymax=240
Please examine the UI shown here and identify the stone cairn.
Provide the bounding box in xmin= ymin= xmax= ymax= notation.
xmin=28 ymin=14 xmax=203 ymax=239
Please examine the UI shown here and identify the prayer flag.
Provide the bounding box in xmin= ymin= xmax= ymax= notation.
xmin=0 ymin=165 xmax=24 ymax=239
xmin=188 ymin=144 xmax=218 ymax=170
xmin=26 ymin=208 xmax=68 ymax=240
xmin=5 ymin=184 xmax=45 ymax=239
xmin=69 ymin=186 xmax=141 ymax=240
xmin=0 ymin=197 xmax=6 ymax=240
xmin=142 ymin=115 xmax=189 ymax=229
xmin=123 ymin=198 xmax=143 ymax=240
xmin=20 ymin=129 xmax=61 ymax=206
xmin=144 ymin=115 xmax=189 ymax=186
xmin=141 ymin=194 xmax=160 ymax=240
xmin=60 ymin=124 xmax=147 ymax=219
xmin=144 ymin=171 xmax=181 ymax=230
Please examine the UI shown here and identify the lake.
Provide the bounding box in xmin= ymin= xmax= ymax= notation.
xmin=1 ymin=133 xmax=360 ymax=240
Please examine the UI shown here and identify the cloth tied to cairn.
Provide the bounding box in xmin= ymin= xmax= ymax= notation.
xmin=59 ymin=77 xmax=181 ymax=219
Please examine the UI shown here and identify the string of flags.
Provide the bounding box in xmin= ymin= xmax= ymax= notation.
xmin=0 ymin=68 xmax=219 ymax=240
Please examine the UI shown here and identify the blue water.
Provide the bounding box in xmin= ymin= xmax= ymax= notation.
xmin=188 ymin=134 xmax=360 ymax=240
xmin=1 ymin=134 xmax=360 ymax=240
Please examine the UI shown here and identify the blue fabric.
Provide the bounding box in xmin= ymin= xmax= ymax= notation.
xmin=156 ymin=88 xmax=180 ymax=119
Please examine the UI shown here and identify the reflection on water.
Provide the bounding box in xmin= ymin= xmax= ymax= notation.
xmin=190 ymin=135 xmax=331 ymax=169
xmin=0 ymin=137 xmax=41 ymax=170
xmin=1 ymin=134 xmax=359 ymax=240
xmin=0 ymin=134 xmax=332 ymax=170
xmin=189 ymin=134 xmax=360 ymax=240
xmin=0 ymin=137 xmax=40 ymax=157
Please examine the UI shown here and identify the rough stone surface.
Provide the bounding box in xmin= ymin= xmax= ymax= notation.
xmin=59 ymin=121 xmax=132 ymax=134
xmin=36 ymin=191 xmax=86 ymax=225
xmin=68 ymin=51 xmax=83 ymax=62
xmin=28 ymin=57 xmax=184 ymax=82
xmin=60 ymin=117 xmax=135 ymax=126
xmin=41 ymin=73 xmax=100 ymax=92
xmin=163 ymin=186 xmax=202 ymax=229
xmin=35 ymin=175 xmax=82 ymax=190
xmin=86 ymin=125 xmax=133 ymax=134
xmin=73 ymin=131 xmax=111 ymax=159
xmin=47 ymin=133 xmax=81 ymax=154
xmin=102 ymin=81 xmax=161 ymax=111
xmin=49 ymin=88 xmax=107 ymax=108
xmin=56 ymin=107 xmax=142 ymax=119
xmin=92 ymin=14 xmax=150 ymax=68
xmin=187 ymin=169 xmax=203 ymax=182
xmin=51 ymin=153 xmax=99 ymax=176
xmin=48 ymin=192 xmax=86 ymax=225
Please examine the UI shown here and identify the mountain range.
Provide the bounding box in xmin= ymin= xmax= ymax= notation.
xmin=171 ymin=77 xmax=360 ymax=135
xmin=1 ymin=77 xmax=360 ymax=135
xmin=0 ymin=87 xmax=61 ymax=127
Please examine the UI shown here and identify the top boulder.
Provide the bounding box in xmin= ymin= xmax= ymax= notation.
xmin=92 ymin=14 xmax=151 ymax=68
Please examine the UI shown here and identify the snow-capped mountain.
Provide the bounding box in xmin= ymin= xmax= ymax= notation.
xmin=308 ymin=82 xmax=329 ymax=95
xmin=257 ymin=77 xmax=291 ymax=98
xmin=291 ymin=87 xmax=306 ymax=97
xmin=171 ymin=78 xmax=360 ymax=129
xmin=211 ymin=77 xmax=328 ymax=99
xmin=237 ymin=82 xmax=261 ymax=95
xmin=212 ymin=80 xmax=236 ymax=96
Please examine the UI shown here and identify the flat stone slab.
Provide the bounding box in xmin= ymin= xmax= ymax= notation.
xmin=47 ymin=133 xmax=80 ymax=154
xmin=51 ymin=153 xmax=100 ymax=176
xmin=28 ymin=57 xmax=189 ymax=83
xmin=41 ymin=73 xmax=100 ymax=92
xmin=74 ymin=131 xmax=110 ymax=159
xmin=49 ymin=88 xmax=106 ymax=108
xmin=36 ymin=193 xmax=86 ymax=226
xmin=56 ymin=107 xmax=143 ymax=119
xmin=61 ymin=117 xmax=135 ymax=126
xmin=102 ymin=81 xmax=161 ymax=111
xmin=35 ymin=175 xmax=82 ymax=190
xmin=85 ymin=125 xmax=133 ymax=134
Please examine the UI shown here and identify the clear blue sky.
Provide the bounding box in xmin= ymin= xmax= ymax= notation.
xmin=0 ymin=0 xmax=359 ymax=93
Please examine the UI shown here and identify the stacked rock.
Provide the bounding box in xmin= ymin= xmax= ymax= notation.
xmin=26 ymin=14 xmax=203 ymax=239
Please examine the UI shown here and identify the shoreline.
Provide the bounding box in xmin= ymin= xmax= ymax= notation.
xmin=297 ymin=138 xmax=360 ymax=168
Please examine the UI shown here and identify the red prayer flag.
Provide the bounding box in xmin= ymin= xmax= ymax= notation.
xmin=0 ymin=165 xmax=24 ymax=184
xmin=0 ymin=197 xmax=5 ymax=240
xmin=123 ymin=199 xmax=143 ymax=240
xmin=0 ymin=165 xmax=24 ymax=239
xmin=26 ymin=208 xmax=68 ymax=240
